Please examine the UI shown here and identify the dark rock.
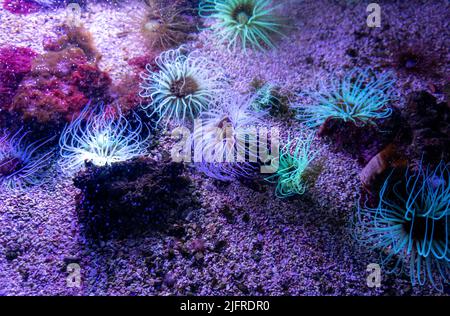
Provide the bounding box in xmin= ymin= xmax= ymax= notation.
xmin=73 ymin=156 xmax=198 ymax=239
xmin=213 ymin=240 xmax=227 ymax=253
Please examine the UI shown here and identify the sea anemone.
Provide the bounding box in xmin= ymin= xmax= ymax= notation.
xmin=191 ymin=93 xmax=263 ymax=181
xmin=59 ymin=104 xmax=150 ymax=175
xmin=297 ymin=68 xmax=396 ymax=128
xmin=0 ymin=128 xmax=55 ymax=190
xmin=140 ymin=47 xmax=226 ymax=126
xmin=199 ymin=0 xmax=286 ymax=52
xmin=265 ymin=134 xmax=317 ymax=198
xmin=140 ymin=1 xmax=197 ymax=50
xmin=357 ymin=162 xmax=449 ymax=291
xmin=251 ymin=82 xmax=292 ymax=117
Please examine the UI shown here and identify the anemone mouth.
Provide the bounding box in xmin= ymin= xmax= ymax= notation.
xmin=398 ymin=52 xmax=422 ymax=70
xmin=231 ymin=2 xmax=254 ymax=25
xmin=170 ymin=76 xmax=199 ymax=98
xmin=402 ymin=215 xmax=447 ymax=243
xmin=0 ymin=156 xmax=24 ymax=176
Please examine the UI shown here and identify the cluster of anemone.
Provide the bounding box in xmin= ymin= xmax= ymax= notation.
xmin=199 ymin=0 xmax=286 ymax=52
xmin=356 ymin=162 xmax=449 ymax=291
xmin=0 ymin=128 xmax=54 ymax=190
xmin=191 ymin=93 xmax=264 ymax=181
xmin=139 ymin=47 xmax=227 ymax=126
xmin=297 ymin=68 xmax=396 ymax=128
xmin=265 ymin=134 xmax=317 ymax=198
xmin=59 ymin=104 xmax=150 ymax=175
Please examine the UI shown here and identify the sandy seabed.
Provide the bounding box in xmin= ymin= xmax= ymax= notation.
xmin=0 ymin=0 xmax=449 ymax=295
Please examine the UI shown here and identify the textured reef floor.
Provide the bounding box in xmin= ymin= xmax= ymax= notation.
xmin=0 ymin=0 xmax=449 ymax=295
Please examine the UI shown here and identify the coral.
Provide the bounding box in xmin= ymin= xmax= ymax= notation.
xmin=10 ymin=47 xmax=111 ymax=126
xmin=0 ymin=128 xmax=54 ymax=190
xmin=3 ymin=0 xmax=40 ymax=15
xmin=73 ymin=156 xmax=197 ymax=238
xmin=43 ymin=24 xmax=100 ymax=62
xmin=265 ymin=134 xmax=317 ymax=198
xmin=0 ymin=46 xmax=37 ymax=108
xmin=140 ymin=0 xmax=197 ymax=50
xmin=59 ymin=104 xmax=150 ymax=175
xmin=199 ymin=0 xmax=286 ymax=52
xmin=297 ymin=68 xmax=396 ymax=128
xmin=192 ymin=93 xmax=263 ymax=181
xmin=357 ymin=162 xmax=449 ymax=291
xmin=139 ymin=47 xmax=226 ymax=125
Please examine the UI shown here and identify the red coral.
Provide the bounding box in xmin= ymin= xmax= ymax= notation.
xmin=0 ymin=46 xmax=37 ymax=107
xmin=127 ymin=53 xmax=159 ymax=72
xmin=10 ymin=48 xmax=112 ymax=126
xmin=3 ymin=0 xmax=40 ymax=15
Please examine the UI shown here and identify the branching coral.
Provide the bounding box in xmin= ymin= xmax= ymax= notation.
xmin=265 ymin=134 xmax=317 ymax=198
xmin=192 ymin=93 xmax=263 ymax=181
xmin=357 ymin=162 xmax=450 ymax=291
xmin=199 ymin=0 xmax=286 ymax=52
xmin=297 ymin=68 xmax=396 ymax=128
xmin=140 ymin=0 xmax=197 ymax=50
xmin=0 ymin=128 xmax=55 ymax=190
xmin=59 ymin=104 xmax=150 ymax=175
xmin=140 ymin=47 xmax=226 ymax=126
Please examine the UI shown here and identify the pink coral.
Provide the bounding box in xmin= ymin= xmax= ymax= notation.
xmin=3 ymin=0 xmax=40 ymax=15
xmin=0 ymin=46 xmax=37 ymax=108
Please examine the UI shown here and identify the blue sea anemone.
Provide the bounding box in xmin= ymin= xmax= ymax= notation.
xmin=0 ymin=128 xmax=55 ymax=190
xmin=297 ymin=68 xmax=396 ymax=128
xmin=139 ymin=47 xmax=226 ymax=126
xmin=192 ymin=93 xmax=263 ymax=181
xmin=265 ymin=134 xmax=317 ymax=198
xmin=357 ymin=162 xmax=449 ymax=291
xmin=59 ymin=104 xmax=150 ymax=175
xmin=199 ymin=0 xmax=286 ymax=52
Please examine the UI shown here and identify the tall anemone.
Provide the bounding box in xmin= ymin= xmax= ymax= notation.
xmin=265 ymin=134 xmax=317 ymax=198
xmin=140 ymin=47 xmax=226 ymax=126
xmin=357 ymin=162 xmax=450 ymax=291
xmin=192 ymin=94 xmax=263 ymax=181
xmin=199 ymin=0 xmax=286 ymax=52
xmin=0 ymin=129 xmax=54 ymax=190
xmin=59 ymin=104 xmax=150 ymax=175
xmin=297 ymin=68 xmax=396 ymax=128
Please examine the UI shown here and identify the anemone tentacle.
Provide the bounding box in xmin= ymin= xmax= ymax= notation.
xmin=140 ymin=47 xmax=226 ymax=126
xmin=265 ymin=134 xmax=317 ymax=198
xmin=59 ymin=104 xmax=150 ymax=175
xmin=0 ymin=128 xmax=55 ymax=190
xmin=356 ymin=162 xmax=450 ymax=291
xmin=297 ymin=68 xmax=396 ymax=128
xmin=199 ymin=0 xmax=286 ymax=52
xmin=192 ymin=93 xmax=264 ymax=181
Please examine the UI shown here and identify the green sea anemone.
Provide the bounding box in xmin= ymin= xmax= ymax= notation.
xmin=356 ymin=162 xmax=449 ymax=291
xmin=297 ymin=68 xmax=396 ymax=128
xmin=199 ymin=0 xmax=286 ymax=52
xmin=266 ymin=134 xmax=317 ymax=198
xmin=140 ymin=47 xmax=226 ymax=126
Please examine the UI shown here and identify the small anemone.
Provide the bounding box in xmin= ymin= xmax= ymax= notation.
xmin=199 ymin=0 xmax=286 ymax=52
xmin=59 ymin=103 xmax=150 ymax=175
xmin=140 ymin=1 xmax=196 ymax=50
xmin=356 ymin=162 xmax=450 ymax=291
xmin=0 ymin=128 xmax=55 ymax=190
xmin=297 ymin=68 xmax=396 ymax=128
xmin=192 ymin=93 xmax=264 ymax=181
xmin=265 ymin=134 xmax=317 ymax=198
xmin=139 ymin=47 xmax=226 ymax=126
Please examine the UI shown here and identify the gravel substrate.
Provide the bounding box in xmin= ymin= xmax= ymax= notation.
xmin=0 ymin=0 xmax=448 ymax=295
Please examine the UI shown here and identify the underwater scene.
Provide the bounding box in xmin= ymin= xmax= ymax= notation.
xmin=0 ymin=0 xmax=448 ymax=297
